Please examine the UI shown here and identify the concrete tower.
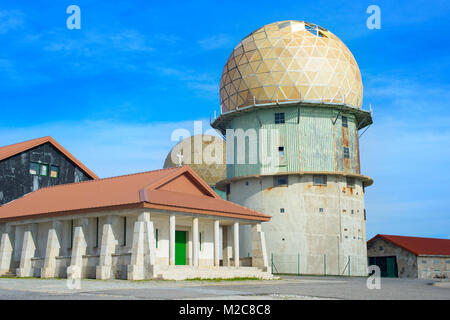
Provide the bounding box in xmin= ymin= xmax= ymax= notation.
xmin=212 ymin=21 xmax=373 ymax=275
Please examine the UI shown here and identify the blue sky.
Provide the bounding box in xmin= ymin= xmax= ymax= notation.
xmin=0 ymin=0 xmax=449 ymax=239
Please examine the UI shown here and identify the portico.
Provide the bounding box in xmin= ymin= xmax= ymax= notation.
xmin=0 ymin=166 xmax=272 ymax=280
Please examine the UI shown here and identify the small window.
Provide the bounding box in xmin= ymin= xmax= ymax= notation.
xmin=274 ymin=112 xmax=285 ymax=124
xmin=95 ymin=217 xmax=99 ymax=248
xmin=156 ymin=228 xmax=159 ymax=248
xmin=199 ymin=232 xmax=202 ymax=251
xmin=379 ymin=246 xmax=383 ymax=251
xmin=313 ymin=175 xmax=327 ymax=186
xmin=245 ymin=181 xmax=249 ymax=186
xmin=274 ymin=175 xmax=288 ymax=187
xmin=342 ymin=116 xmax=348 ymax=128
xmin=50 ymin=165 xmax=59 ymax=178
xmin=434 ymin=260 xmax=439 ymax=264
xmin=351 ymin=210 xmax=354 ymax=215
xmin=344 ymin=147 xmax=350 ymax=159
xmin=29 ymin=162 xmax=39 ymax=175
xmin=40 ymin=164 xmax=49 ymax=176
xmin=280 ymin=208 xmax=285 ymax=213
xmin=226 ymin=184 xmax=230 ymax=195
xmin=346 ymin=177 xmax=355 ymax=187
xmin=319 ymin=208 xmax=324 ymax=213
xmin=278 ymin=146 xmax=285 ymax=164
xmin=422 ymin=260 xmax=427 ymax=264
xmin=123 ymin=217 xmax=127 ymax=246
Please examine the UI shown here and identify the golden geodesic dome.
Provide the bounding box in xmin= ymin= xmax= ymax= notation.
xmin=163 ymin=135 xmax=226 ymax=186
xmin=220 ymin=20 xmax=363 ymax=113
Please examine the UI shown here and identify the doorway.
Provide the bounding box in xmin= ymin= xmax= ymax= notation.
xmin=175 ymin=230 xmax=187 ymax=265
xmin=368 ymin=256 xmax=398 ymax=278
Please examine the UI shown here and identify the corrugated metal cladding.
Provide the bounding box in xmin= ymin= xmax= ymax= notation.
xmin=227 ymin=105 xmax=360 ymax=179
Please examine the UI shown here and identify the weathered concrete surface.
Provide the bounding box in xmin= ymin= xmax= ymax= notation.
xmin=0 ymin=276 xmax=448 ymax=300
xmin=231 ymin=174 xmax=368 ymax=276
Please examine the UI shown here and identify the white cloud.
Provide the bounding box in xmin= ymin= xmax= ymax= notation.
xmin=0 ymin=10 xmax=24 ymax=34
xmin=198 ymin=33 xmax=233 ymax=50
xmin=0 ymin=119 xmax=217 ymax=179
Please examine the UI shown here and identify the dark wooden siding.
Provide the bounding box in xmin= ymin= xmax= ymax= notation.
xmin=0 ymin=142 xmax=92 ymax=205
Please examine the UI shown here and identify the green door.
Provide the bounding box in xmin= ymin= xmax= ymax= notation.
xmin=175 ymin=231 xmax=187 ymax=265
xmin=386 ymin=257 xmax=397 ymax=278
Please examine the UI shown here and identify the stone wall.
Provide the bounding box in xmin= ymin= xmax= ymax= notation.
xmin=367 ymin=237 xmax=417 ymax=278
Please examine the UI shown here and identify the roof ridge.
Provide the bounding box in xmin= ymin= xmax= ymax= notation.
xmin=0 ymin=136 xmax=50 ymax=150
xmin=381 ymin=234 xmax=450 ymax=241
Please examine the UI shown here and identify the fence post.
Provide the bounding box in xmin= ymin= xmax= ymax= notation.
xmin=348 ymin=256 xmax=351 ymax=276
xmin=324 ymin=254 xmax=327 ymax=276
xmin=271 ymin=253 xmax=273 ymax=274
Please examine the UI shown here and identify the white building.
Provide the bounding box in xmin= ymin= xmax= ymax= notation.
xmin=0 ymin=166 xmax=272 ymax=280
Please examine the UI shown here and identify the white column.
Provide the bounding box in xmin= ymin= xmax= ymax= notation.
xmin=192 ymin=218 xmax=199 ymax=267
xmin=214 ymin=220 xmax=220 ymax=266
xmin=127 ymin=221 xmax=145 ymax=280
xmin=41 ymin=221 xmax=62 ymax=278
xmin=169 ymin=215 xmax=175 ymax=266
xmin=0 ymin=231 xmax=13 ymax=276
xmin=96 ymin=221 xmax=118 ymax=280
xmin=16 ymin=224 xmax=37 ymax=277
xmin=67 ymin=221 xmax=88 ymax=281
xmin=233 ymin=222 xmax=239 ymax=267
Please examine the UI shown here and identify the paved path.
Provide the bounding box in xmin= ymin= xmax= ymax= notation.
xmin=0 ymin=276 xmax=448 ymax=300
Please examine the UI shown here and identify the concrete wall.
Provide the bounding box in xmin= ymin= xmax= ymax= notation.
xmin=229 ymin=174 xmax=367 ymax=276
xmin=0 ymin=142 xmax=92 ymax=205
xmin=367 ymin=237 xmax=417 ymax=278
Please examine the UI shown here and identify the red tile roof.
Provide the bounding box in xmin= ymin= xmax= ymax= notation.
xmin=368 ymin=234 xmax=450 ymax=256
xmin=0 ymin=166 xmax=270 ymax=222
xmin=0 ymin=136 xmax=98 ymax=179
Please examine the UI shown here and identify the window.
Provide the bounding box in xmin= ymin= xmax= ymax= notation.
xmin=278 ymin=146 xmax=285 ymax=164
xmin=245 ymin=181 xmax=249 ymax=186
xmin=274 ymin=112 xmax=285 ymax=124
xmin=50 ymin=165 xmax=59 ymax=178
xmin=346 ymin=177 xmax=355 ymax=187
xmin=156 ymin=228 xmax=159 ymax=248
xmin=29 ymin=162 xmax=39 ymax=175
xmin=342 ymin=116 xmax=348 ymax=128
xmin=123 ymin=217 xmax=127 ymax=246
xmin=319 ymin=208 xmax=324 ymax=213
xmin=40 ymin=164 xmax=49 ymax=176
xmin=274 ymin=175 xmax=288 ymax=187
xmin=422 ymin=260 xmax=427 ymax=264
xmin=344 ymin=147 xmax=350 ymax=159
xmin=379 ymin=246 xmax=383 ymax=251
xmin=95 ymin=217 xmax=99 ymax=248
xmin=70 ymin=220 xmax=74 ymax=249
xmin=313 ymin=175 xmax=327 ymax=186
xmin=280 ymin=208 xmax=285 ymax=213
xmin=199 ymin=232 xmax=202 ymax=251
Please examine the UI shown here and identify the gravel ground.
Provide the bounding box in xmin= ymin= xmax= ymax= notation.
xmin=0 ymin=276 xmax=448 ymax=300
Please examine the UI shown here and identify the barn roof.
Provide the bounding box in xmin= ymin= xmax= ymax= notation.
xmin=0 ymin=136 xmax=98 ymax=179
xmin=368 ymin=234 xmax=450 ymax=256
xmin=0 ymin=166 xmax=270 ymax=223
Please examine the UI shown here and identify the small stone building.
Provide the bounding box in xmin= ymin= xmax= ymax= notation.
xmin=367 ymin=234 xmax=450 ymax=279
xmin=0 ymin=136 xmax=98 ymax=205
xmin=0 ymin=166 xmax=272 ymax=280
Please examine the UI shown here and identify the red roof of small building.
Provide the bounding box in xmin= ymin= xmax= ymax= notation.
xmin=0 ymin=166 xmax=270 ymax=222
xmin=0 ymin=136 xmax=98 ymax=179
xmin=368 ymin=234 xmax=450 ymax=256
